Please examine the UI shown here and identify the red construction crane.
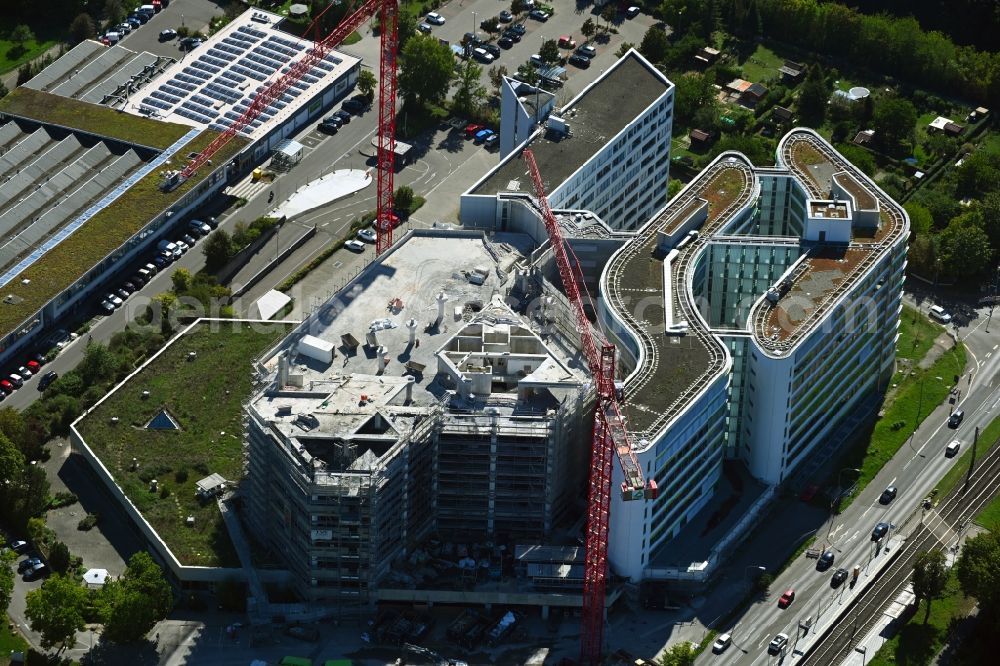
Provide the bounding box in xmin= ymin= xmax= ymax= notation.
xmin=174 ymin=0 xmax=398 ymax=255
xmin=522 ymin=149 xmax=657 ymax=666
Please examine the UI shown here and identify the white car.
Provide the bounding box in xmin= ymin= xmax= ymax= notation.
xmin=768 ymin=633 xmax=789 ymax=655
xmin=426 ymin=12 xmax=446 ymax=25
xmin=626 ymin=6 xmax=641 ymax=18
xmin=174 ymin=239 xmax=190 ymax=254
xmin=712 ymin=633 xmax=732 ymax=653
xmin=106 ymin=293 xmax=123 ymax=308
xmin=16 ymin=366 xmax=32 ymax=378
xmin=357 ymin=228 xmax=376 ymax=243
xmin=344 ymin=239 xmax=366 ymax=252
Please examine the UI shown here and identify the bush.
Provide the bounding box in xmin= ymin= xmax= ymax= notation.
xmin=159 ymin=485 xmax=171 ymax=499
xmin=175 ymin=468 xmax=189 ymax=483
xmin=138 ymin=464 xmax=172 ymax=483
xmin=48 ymin=492 xmax=78 ymax=509
xmin=78 ymin=513 xmax=99 ymax=531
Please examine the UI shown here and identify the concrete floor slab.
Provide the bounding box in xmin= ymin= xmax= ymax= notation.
xmin=274 ymin=169 xmax=371 ymax=220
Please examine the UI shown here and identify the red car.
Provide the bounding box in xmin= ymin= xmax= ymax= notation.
xmin=26 ymin=360 xmax=40 ymax=373
xmin=0 ymin=379 xmax=13 ymax=394
xmin=778 ymin=589 xmax=795 ymax=608
xmin=464 ymin=123 xmax=485 ymax=138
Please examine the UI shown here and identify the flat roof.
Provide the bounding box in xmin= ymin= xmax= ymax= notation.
xmin=604 ymin=157 xmax=754 ymax=437
xmin=470 ymin=51 xmax=671 ymax=198
xmin=0 ymin=129 xmax=246 ymax=339
xmin=130 ymin=9 xmax=359 ymax=142
xmin=0 ymin=87 xmax=190 ymax=150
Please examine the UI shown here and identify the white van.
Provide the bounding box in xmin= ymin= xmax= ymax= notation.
xmin=473 ymin=48 xmax=494 ymax=63
xmin=105 ymin=31 xmax=122 ymax=44
xmin=529 ymin=54 xmax=544 ymax=68
xmin=929 ymin=305 xmax=952 ymax=324
xmin=140 ymin=4 xmax=156 ymax=16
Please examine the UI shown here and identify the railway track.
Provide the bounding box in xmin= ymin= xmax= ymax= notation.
xmin=800 ymin=439 xmax=1000 ymax=665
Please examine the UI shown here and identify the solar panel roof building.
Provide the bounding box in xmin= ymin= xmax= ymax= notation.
xmin=129 ymin=9 xmax=361 ymax=157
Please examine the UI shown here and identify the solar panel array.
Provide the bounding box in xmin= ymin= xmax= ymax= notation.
xmin=140 ymin=19 xmax=347 ymax=138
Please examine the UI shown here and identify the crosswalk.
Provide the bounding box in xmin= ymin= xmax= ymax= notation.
xmin=225 ymin=177 xmax=267 ymax=200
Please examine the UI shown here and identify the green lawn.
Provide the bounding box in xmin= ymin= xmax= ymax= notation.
xmin=840 ymin=334 xmax=967 ymax=510
xmin=897 ymin=304 xmax=946 ymax=363
xmin=0 ymin=622 xmax=28 ymax=665
xmin=739 ymin=44 xmax=783 ymax=84
xmin=0 ymin=88 xmax=190 ymax=149
xmin=0 ymin=37 xmax=57 ymax=75
xmin=868 ymin=570 xmax=976 ymax=666
xmin=76 ymin=321 xmax=290 ymax=567
xmin=0 ymin=129 xmax=246 ymax=340
xmin=937 ymin=411 xmax=1000 ymax=499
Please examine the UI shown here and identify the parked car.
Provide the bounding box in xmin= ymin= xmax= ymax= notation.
xmin=23 ymin=562 xmax=47 ymax=581
xmin=712 ymin=633 xmax=732 ymax=653
xmin=948 ymin=409 xmax=964 ymax=428
xmin=558 ymin=35 xmax=577 ymax=49
xmin=319 ymin=117 xmax=341 ymax=133
xmin=508 ymin=23 xmax=526 ymax=36
xmin=464 ymin=123 xmax=485 ymax=137
xmin=502 ymin=29 xmax=522 ymax=43
xmin=179 ymin=37 xmax=202 ymax=51
xmin=25 ymin=359 xmax=41 ymax=373
xmin=482 ymin=43 xmax=501 ymax=58
xmin=484 ymin=134 xmax=499 ymax=150
xmin=425 ymin=12 xmax=446 ymax=25
xmin=626 ymin=6 xmax=641 ymax=18
xmin=174 ymin=240 xmax=190 ymax=254
xmin=115 ymin=287 xmax=131 ymax=300
xmin=204 ymin=216 xmax=219 ymax=230
xmin=190 ymin=220 xmax=212 ymax=235
xmin=343 ymin=97 xmax=369 ymax=113
xmin=472 ymin=47 xmax=495 ymax=63
xmin=357 ymin=228 xmax=376 ymax=243
xmin=344 ymin=240 xmax=366 ymax=252
xmin=872 ymin=522 xmax=889 ymax=541
xmin=499 ymin=10 xmax=513 ymax=22
xmin=817 ymin=550 xmax=835 ymax=571
xmin=8 ymin=374 xmax=24 ymax=388
xmin=18 ymin=557 xmax=42 ymax=574
xmin=879 ymin=485 xmax=898 ymax=504
xmin=768 ymin=633 xmax=789 ymax=655
xmin=126 ymin=17 xmax=141 ymax=28
xmin=152 ymin=255 xmax=169 ymax=269
xmin=577 ymin=44 xmax=597 ymax=58
xmin=0 ymin=380 xmax=13 ymax=394
xmin=832 ymin=568 xmax=849 ymax=587
xmin=498 ymin=36 xmax=514 ymax=49
xmin=38 ymin=371 xmax=58 ymax=391
xmin=117 ymin=23 xmax=132 ymax=35
xmin=130 ymin=12 xmax=149 ymax=24
xmin=529 ymin=9 xmax=550 ymax=21
xmin=181 ymin=234 xmax=197 ymax=246
xmin=159 ymin=28 xmax=177 ymax=41
xmin=107 ymin=293 xmax=124 ymax=307
xmin=334 ymin=109 xmax=352 ymax=124
xmin=16 ymin=366 xmax=32 ymax=378
xmin=418 ymin=22 xmax=432 ymax=34
xmin=7 ymin=540 xmax=28 ymax=553
xmin=474 ymin=128 xmax=495 ymax=143
xmin=777 ymin=588 xmax=795 ymax=608
xmin=568 ymin=53 xmax=591 ymax=68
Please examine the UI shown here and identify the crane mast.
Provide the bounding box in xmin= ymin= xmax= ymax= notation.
xmin=522 ymin=149 xmax=656 ymax=665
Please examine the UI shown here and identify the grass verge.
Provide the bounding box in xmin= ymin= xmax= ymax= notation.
xmin=868 ymin=570 xmax=976 ymax=666
xmin=343 ymin=30 xmax=362 ymax=45
xmin=897 ymin=304 xmax=946 ymax=363
xmin=0 ymin=38 xmax=57 ymax=74
xmin=0 ymin=622 xmax=28 ymax=664
xmin=75 ymin=321 xmax=290 ymax=567
xmin=839 ymin=339 xmax=967 ymax=510
xmin=936 ymin=411 xmax=1000 ymax=499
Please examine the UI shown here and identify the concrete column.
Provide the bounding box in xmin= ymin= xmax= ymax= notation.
xmin=541 ymin=605 xmax=549 ymax=620
xmin=405 ymin=375 xmax=416 ymax=402
xmin=407 ymin=318 xmax=418 ymax=344
xmin=436 ymin=291 xmax=449 ymax=322
xmin=366 ymin=330 xmax=378 ymax=348
xmin=377 ymin=346 xmax=386 ymax=372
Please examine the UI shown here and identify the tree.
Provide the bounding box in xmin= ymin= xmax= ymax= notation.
xmin=0 ymin=81 xmax=8 ymax=101
xmin=10 ymin=24 xmax=35 ymax=49
xmin=397 ymin=11 xmax=417 ymax=49
xmin=69 ymin=13 xmax=96 ymax=44
xmin=798 ymin=64 xmax=829 ymax=127
xmin=939 ymin=217 xmax=993 ymax=278
xmin=639 ymin=27 xmax=669 ymax=64
xmin=481 ymin=17 xmax=500 ymax=36
xmin=975 ymin=192 xmax=1000 ymax=250
xmin=394 ymin=185 xmax=414 ymax=214
xmin=202 ymin=229 xmax=234 ymax=271
xmin=452 ymin=60 xmax=486 ymax=118
xmin=511 ymin=0 xmax=528 ymax=18
xmin=834 ymin=143 xmax=875 ymax=177
xmin=0 ymin=549 xmax=14 ymax=617
xmin=171 ymin=267 xmax=192 ymax=294
xmin=956 ymin=530 xmax=1000 ymax=612
xmin=955 ymin=151 xmax=1000 ymax=198
xmin=581 ymin=18 xmax=597 ymax=42
xmin=904 ymin=202 xmax=934 ymax=236
xmin=872 ymin=97 xmax=917 ymax=156
xmin=488 ymin=64 xmax=508 ymax=94
xmin=539 ymin=39 xmax=560 ymax=67
xmin=101 ymin=552 xmax=173 ymax=644
xmin=25 ymin=574 xmax=88 ymax=653
xmin=357 ymin=69 xmax=377 ymax=100
xmin=600 ymin=5 xmax=617 ymax=30
xmin=658 ymin=0 xmax=696 ymax=35
xmin=673 ymin=72 xmax=716 ymax=127
xmin=668 ymin=179 xmax=684 ymax=199
xmin=615 ymin=42 xmax=635 ymax=58
xmin=659 ymin=641 xmax=697 ymax=666
xmin=912 ymin=549 xmax=948 ymax=623
xmin=48 ymin=541 xmax=72 ymax=575
xmin=398 ymin=35 xmax=454 ymax=106
xmin=103 ymin=0 xmax=124 ymax=26
xmin=715 ymin=133 xmax=770 ymax=166
xmin=78 ymin=341 xmax=116 ymax=386
xmin=516 ymin=62 xmax=539 ymax=85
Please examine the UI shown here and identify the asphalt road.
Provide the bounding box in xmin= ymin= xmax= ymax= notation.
xmin=697 ymin=303 xmax=1000 ymax=665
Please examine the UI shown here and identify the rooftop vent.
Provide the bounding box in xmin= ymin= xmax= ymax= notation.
xmin=547 ymin=115 xmax=570 ymax=135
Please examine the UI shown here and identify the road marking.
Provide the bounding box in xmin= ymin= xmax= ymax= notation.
xmin=994 ymin=344 xmax=998 ymax=351
xmin=988 ymin=352 xmax=993 ymax=359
